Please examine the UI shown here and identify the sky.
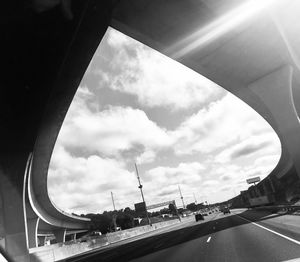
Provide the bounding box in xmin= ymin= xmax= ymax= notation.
xmin=47 ymin=27 xmax=281 ymax=215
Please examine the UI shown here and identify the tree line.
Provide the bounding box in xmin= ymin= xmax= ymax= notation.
xmin=75 ymin=202 xmax=207 ymax=234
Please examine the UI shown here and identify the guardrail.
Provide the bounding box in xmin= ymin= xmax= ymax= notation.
xmin=29 ymin=237 xmax=109 ymax=262
xmin=253 ymin=204 xmax=300 ymax=214
xmin=30 ymin=217 xmax=187 ymax=261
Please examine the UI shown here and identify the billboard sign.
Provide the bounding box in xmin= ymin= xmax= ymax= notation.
xmin=246 ymin=176 xmax=261 ymax=184
xmin=134 ymin=202 xmax=146 ymax=212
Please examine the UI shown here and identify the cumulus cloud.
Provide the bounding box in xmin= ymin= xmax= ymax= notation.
xmin=136 ymin=150 xmax=156 ymax=164
xmin=243 ymin=155 xmax=280 ymax=179
xmin=58 ymin=91 xmax=172 ymax=162
xmin=201 ymin=180 xmax=220 ymax=187
xmin=215 ymin=134 xmax=278 ymax=163
xmin=91 ymin=28 xmax=225 ymax=111
xmin=210 ymin=155 xmax=280 ymax=191
xmin=254 ymin=155 xmax=280 ymax=167
xmin=48 ymin=145 xmax=138 ymax=214
xmin=143 ymin=162 xmax=206 ymax=206
xmin=58 ymin=84 xmax=281 ymax=169
xmin=157 ymin=186 xmax=179 ymax=197
xmin=170 ymin=93 xmax=280 ymax=156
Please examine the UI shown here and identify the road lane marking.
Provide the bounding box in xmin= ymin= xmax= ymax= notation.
xmin=207 ymin=236 xmax=211 ymax=243
xmin=237 ymin=214 xmax=300 ymax=246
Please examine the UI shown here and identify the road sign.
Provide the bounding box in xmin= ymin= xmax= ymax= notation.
xmin=146 ymin=200 xmax=175 ymax=210
xmin=246 ymin=176 xmax=261 ymax=184
xmin=134 ymin=202 xmax=146 ymax=212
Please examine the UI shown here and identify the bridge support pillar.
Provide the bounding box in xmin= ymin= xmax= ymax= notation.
xmin=249 ymin=65 xmax=300 ymax=178
xmin=0 ymin=155 xmax=30 ymax=262
xmin=54 ymin=229 xmax=66 ymax=244
xmin=37 ymin=236 xmax=46 ymax=246
xmin=27 ymin=217 xmax=39 ymax=249
xmin=72 ymin=233 xmax=76 ymax=241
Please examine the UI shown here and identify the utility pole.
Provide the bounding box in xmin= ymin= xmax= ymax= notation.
xmin=178 ymin=185 xmax=185 ymax=209
xmin=111 ymin=191 xmax=117 ymax=231
xmin=193 ymin=193 xmax=197 ymax=204
xmin=173 ymin=200 xmax=181 ymax=222
xmin=111 ymin=191 xmax=116 ymax=211
xmin=134 ymin=163 xmax=152 ymax=226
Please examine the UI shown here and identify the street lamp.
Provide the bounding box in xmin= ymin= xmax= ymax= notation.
xmin=111 ymin=191 xmax=118 ymax=231
xmin=178 ymin=185 xmax=185 ymax=209
xmin=134 ymin=163 xmax=152 ymax=226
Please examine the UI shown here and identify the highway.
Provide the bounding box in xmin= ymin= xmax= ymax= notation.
xmin=65 ymin=210 xmax=300 ymax=262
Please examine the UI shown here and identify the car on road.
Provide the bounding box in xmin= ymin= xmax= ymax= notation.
xmin=223 ymin=207 xmax=231 ymax=214
xmin=195 ymin=213 xmax=204 ymax=221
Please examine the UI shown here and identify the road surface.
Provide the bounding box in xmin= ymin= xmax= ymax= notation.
xmin=64 ymin=209 xmax=300 ymax=262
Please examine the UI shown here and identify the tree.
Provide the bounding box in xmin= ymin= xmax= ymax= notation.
xmin=150 ymin=211 xmax=160 ymax=217
xmin=116 ymin=213 xmax=134 ymax=229
xmin=160 ymin=207 xmax=170 ymax=214
xmin=85 ymin=213 xmax=112 ymax=234
xmin=123 ymin=207 xmax=138 ymax=218
xmin=187 ymin=202 xmax=197 ymax=212
xmin=169 ymin=203 xmax=177 ymax=215
xmin=124 ymin=207 xmax=131 ymax=213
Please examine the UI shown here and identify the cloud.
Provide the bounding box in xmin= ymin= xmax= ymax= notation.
xmin=254 ymin=155 xmax=280 ymax=167
xmin=136 ymin=150 xmax=156 ymax=164
xmin=220 ymin=185 xmax=233 ymax=192
xmin=156 ymin=186 xmax=179 ymax=197
xmin=58 ymin=91 xmax=173 ymax=162
xmin=91 ymin=28 xmax=225 ymax=111
xmin=215 ymin=135 xmax=277 ymax=163
xmin=48 ymin=145 xmax=138 ymax=213
xmin=210 ymin=155 xmax=280 ymax=190
xmin=231 ymin=141 xmax=270 ymax=159
xmin=76 ymin=85 xmax=93 ymax=97
xmin=220 ymin=175 xmax=231 ymax=181
xmin=243 ymin=155 xmax=280 ymax=179
xmin=213 ymin=164 xmax=244 ymax=184
xmin=201 ymin=180 xmax=220 ymax=187
xmin=145 ymin=162 xmax=205 ymax=185
xmin=170 ymin=93 xmax=280 ymax=156
xmin=141 ymin=162 xmax=206 ymax=205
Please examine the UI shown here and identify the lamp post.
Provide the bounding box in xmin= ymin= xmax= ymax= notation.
xmin=134 ymin=163 xmax=151 ymax=226
xmin=111 ymin=191 xmax=117 ymax=231
xmin=178 ymin=185 xmax=185 ymax=209
xmin=111 ymin=191 xmax=116 ymax=211
xmin=193 ymin=193 xmax=197 ymax=204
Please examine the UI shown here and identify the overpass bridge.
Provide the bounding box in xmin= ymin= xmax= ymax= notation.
xmin=2 ymin=0 xmax=300 ymax=261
